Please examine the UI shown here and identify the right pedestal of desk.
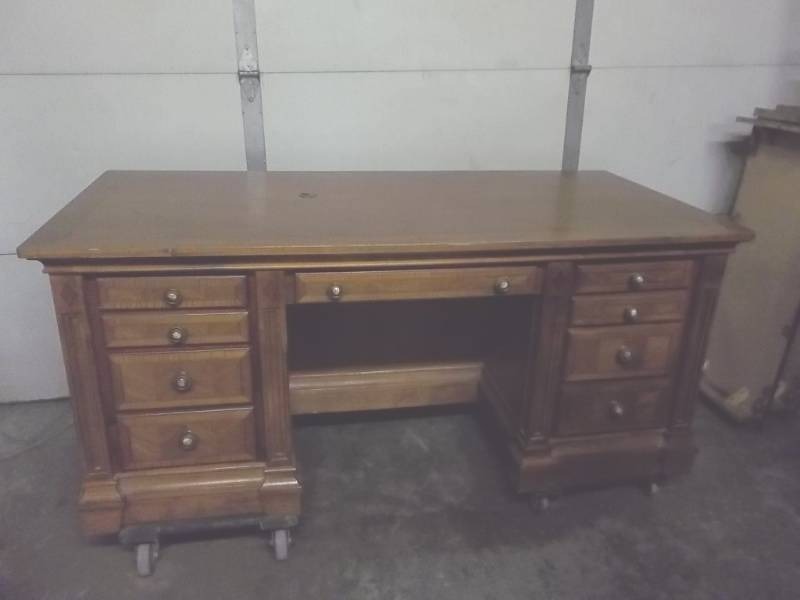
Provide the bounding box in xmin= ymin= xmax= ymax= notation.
xmin=482 ymin=254 xmax=728 ymax=497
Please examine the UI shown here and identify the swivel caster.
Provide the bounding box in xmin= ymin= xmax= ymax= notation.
xmin=269 ymin=528 xmax=291 ymax=560
xmin=135 ymin=541 xmax=159 ymax=577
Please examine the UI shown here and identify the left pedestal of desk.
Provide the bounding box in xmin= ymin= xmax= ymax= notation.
xmin=48 ymin=271 xmax=301 ymax=537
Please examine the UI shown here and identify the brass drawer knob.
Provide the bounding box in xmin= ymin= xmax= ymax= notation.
xmin=167 ymin=327 xmax=187 ymax=345
xmin=616 ymin=345 xmax=635 ymax=366
xmin=494 ymin=279 xmax=511 ymax=294
xmin=327 ymin=285 xmax=343 ymax=301
xmin=179 ymin=429 xmax=198 ymax=451
xmin=623 ymin=306 xmax=640 ymax=323
xmin=628 ymin=272 xmax=646 ymax=290
xmin=163 ymin=288 xmax=182 ymax=307
xmin=609 ymin=400 xmax=625 ymax=418
xmin=172 ymin=371 xmax=192 ymax=392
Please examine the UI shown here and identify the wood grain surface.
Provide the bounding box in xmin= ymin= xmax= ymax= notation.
xmin=17 ymin=171 xmax=751 ymax=261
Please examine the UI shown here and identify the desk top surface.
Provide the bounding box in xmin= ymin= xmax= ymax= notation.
xmin=18 ymin=170 xmax=751 ymax=261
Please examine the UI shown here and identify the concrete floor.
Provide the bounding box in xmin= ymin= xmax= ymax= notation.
xmin=0 ymin=400 xmax=798 ymax=600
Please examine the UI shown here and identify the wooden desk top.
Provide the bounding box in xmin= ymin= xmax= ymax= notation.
xmin=17 ymin=170 xmax=751 ymax=261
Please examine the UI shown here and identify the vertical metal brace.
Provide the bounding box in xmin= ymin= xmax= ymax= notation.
xmin=233 ymin=0 xmax=267 ymax=170
xmin=562 ymin=0 xmax=594 ymax=172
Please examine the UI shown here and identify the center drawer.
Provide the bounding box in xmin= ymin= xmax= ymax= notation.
xmin=294 ymin=266 xmax=542 ymax=303
xmin=117 ymin=407 xmax=256 ymax=470
xmin=109 ymin=347 xmax=253 ymax=411
xmin=102 ymin=311 xmax=250 ymax=348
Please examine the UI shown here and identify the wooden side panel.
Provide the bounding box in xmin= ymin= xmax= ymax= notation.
xmin=254 ymin=271 xmax=294 ymax=466
xmin=673 ymin=255 xmax=727 ymax=426
xmin=50 ymin=274 xmax=124 ymax=535
xmin=96 ymin=275 xmax=247 ymax=310
xmin=50 ymin=275 xmax=113 ymax=477
xmin=662 ymin=255 xmax=726 ymax=477
xmin=522 ymin=262 xmax=575 ymax=444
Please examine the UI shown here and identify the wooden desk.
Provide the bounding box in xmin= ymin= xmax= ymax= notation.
xmin=18 ymin=170 xmax=751 ymax=568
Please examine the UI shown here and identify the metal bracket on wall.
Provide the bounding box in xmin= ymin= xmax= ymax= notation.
xmin=233 ymin=0 xmax=267 ymax=170
xmin=562 ymin=0 xmax=595 ymax=172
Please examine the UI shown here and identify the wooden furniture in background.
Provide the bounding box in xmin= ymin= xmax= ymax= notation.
xmin=704 ymin=106 xmax=800 ymax=419
xmin=17 ymin=170 xmax=751 ymax=572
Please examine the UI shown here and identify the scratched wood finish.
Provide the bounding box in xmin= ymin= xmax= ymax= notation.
xmin=117 ymin=407 xmax=256 ymax=470
xmin=574 ymin=260 xmax=693 ymax=294
xmin=571 ymin=290 xmax=689 ymax=326
xmin=16 ymin=171 xmax=751 ymax=261
xmin=108 ymin=347 xmax=253 ymax=411
xmin=97 ymin=275 xmax=247 ymax=310
xmin=557 ymin=378 xmax=671 ymax=436
xmin=294 ymin=266 xmax=542 ymax=303
xmin=564 ymin=323 xmax=684 ymax=382
xmin=17 ymin=171 xmax=752 ymax=537
xmin=102 ymin=310 xmax=250 ymax=348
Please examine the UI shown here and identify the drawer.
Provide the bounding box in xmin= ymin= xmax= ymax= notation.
xmin=102 ymin=311 xmax=249 ymax=348
xmin=117 ymin=407 xmax=256 ymax=470
xmin=109 ymin=348 xmax=252 ymax=411
xmin=97 ymin=275 xmax=247 ymax=310
xmin=564 ymin=323 xmax=683 ymax=382
xmin=571 ymin=291 xmax=688 ymax=326
xmin=557 ymin=379 xmax=671 ymax=436
xmin=575 ymin=260 xmax=693 ymax=294
xmin=294 ymin=266 xmax=542 ymax=303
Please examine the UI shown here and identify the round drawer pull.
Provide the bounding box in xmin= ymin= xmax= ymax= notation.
xmin=609 ymin=400 xmax=625 ymax=418
xmin=327 ymin=284 xmax=343 ymax=301
xmin=616 ymin=345 xmax=635 ymax=366
xmin=494 ymin=279 xmax=511 ymax=295
xmin=163 ymin=288 xmax=182 ymax=307
xmin=172 ymin=371 xmax=192 ymax=393
xmin=167 ymin=327 xmax=187 ymax=345
xmin=623 ymin=306 xmax=640 ymax=323
xmin=628 ymin=272 xmax=646 ymax=290
xmin=179 ymin=429 xmax=198 ymax=451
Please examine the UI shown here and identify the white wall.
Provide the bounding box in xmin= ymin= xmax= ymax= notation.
xmin=1 ymin=1 xmax=799 ymax=401
xmin=0 ymin=1 xmax=245 ymax=401
xmin=582 ymin=0 xmax=800 ymax=212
